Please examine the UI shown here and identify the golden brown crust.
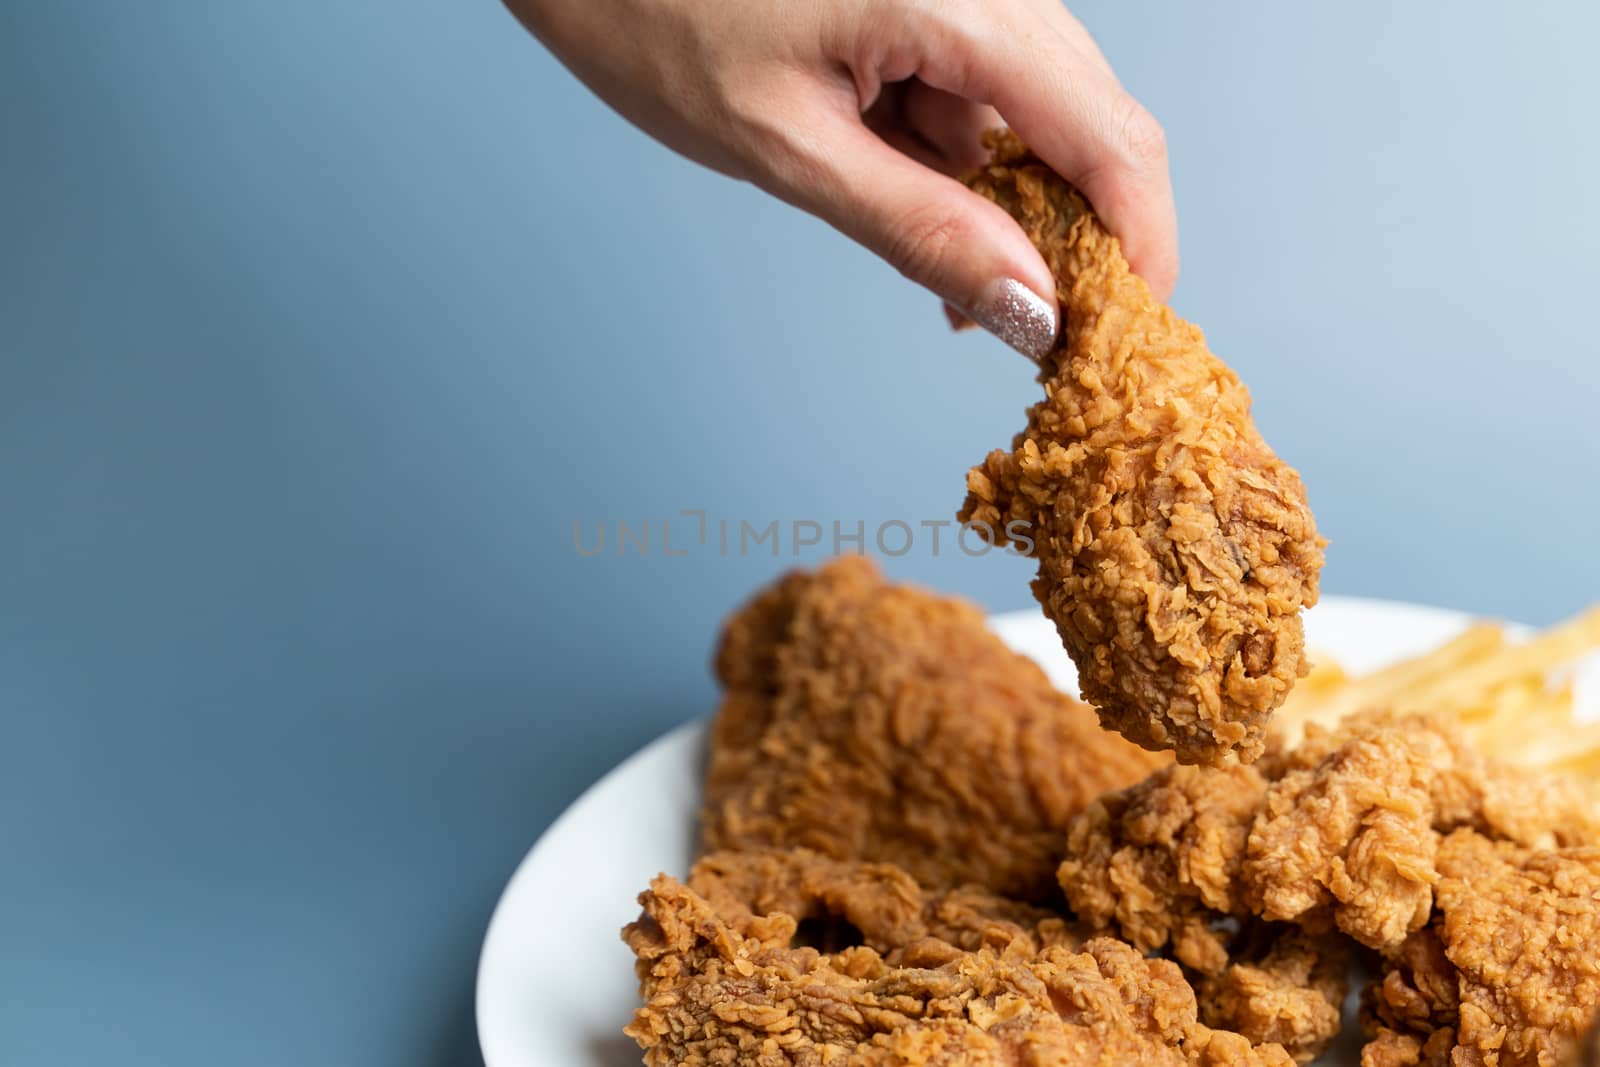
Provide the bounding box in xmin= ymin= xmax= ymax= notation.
xmin=1359 ymin=832 xmax=1600 ymax=1067
xmin=959 ymin=130 xmax=1324 ymax=765
xmin=1433 ymin=831 xmax=1600 ymax=1067
xmin=1243 ymin=719 xmax=1440 ymax=949
xmin=686 ymin=848 xmax=1082 ymax=962
xmin=700 ymin=555 xmax=1166 ymax=901
xmin=1060 ymin=761 xmax=1266 ymax=973
xmin=1361 ymin=926 xmax=1459 ymax=1059
xmin=623 ymin=850 xmax=1298 ymax=1066
xmin=1197 ymin=926 xmax=1349 ymax=1064
xmin=1062 ymin=710 xmax=1600 ymax=958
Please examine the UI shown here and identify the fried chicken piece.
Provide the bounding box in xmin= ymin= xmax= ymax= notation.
xmin=622 ymin=854 xmax=1296 ymax=1066
xmin=1362 ymin=831 xmax=1600 ymax=1067
xmin=1275 ymin=710 xmax=1600 ymax=851
xmin=1062 ymin=711 xmax=1599 ymax=961
xmin=685 ymin=848 xmax=1082 ymax=962
xmin=1244 ymin=716 xmax=1441 ymax=950
xmin=958 ymin=131 xmax=1324 ymax=766
xmin=701 ymin=555 xmax=1167 ymax=902
xmin=1197 ymin=925 xmax=1349 ymax=1064
xmin=1360 ymin=1027 xmax=1458 ymax=1067
xmin=1060 ymin=760 xmax=1266 ymax=973
xmin=1362 ymin=926 xmax=1458 ymax=1067
xmin=1434 ymin=830 xmax=1600 ymax=1066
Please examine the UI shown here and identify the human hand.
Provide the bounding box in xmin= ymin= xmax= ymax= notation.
xmin=508 ymin=0 xmax=1178 ymax=361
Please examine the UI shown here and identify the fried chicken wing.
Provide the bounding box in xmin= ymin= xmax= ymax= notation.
xmin=1363 ymin=830 xmax=1600 ymax=1067
xmin=1062 ymin=711 xmax=1599 ymax=960
xmin=958 ymin=131 xmax=1324 ymax=765
xmin=623 ymin=850 xmax=1296 ymax=1067
xmin=701 ymin=556 xmax=1166 ymax=901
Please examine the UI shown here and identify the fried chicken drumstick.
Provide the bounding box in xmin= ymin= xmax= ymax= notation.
xmin=959 ymin=132 xmax=1324 ymax=765
xmin=701 ymin=556 xmax=1165 ymax=902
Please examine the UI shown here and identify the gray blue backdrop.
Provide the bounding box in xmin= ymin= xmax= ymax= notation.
xmin=4 ymin=2 xmax=1597 ymax=1064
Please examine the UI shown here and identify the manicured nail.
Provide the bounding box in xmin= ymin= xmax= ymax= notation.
xmin=967 ymin=278 xmax=1057 ymax=361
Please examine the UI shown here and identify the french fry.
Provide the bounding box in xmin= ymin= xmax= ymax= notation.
xmin=1278 ymin=605 xmax=1600 ymax=788
xmin=1523 ymin=719 xmax=1600 ymax=776
xmin=1463 ymin=684 xmax=1575 ymax=765
xmin=1410 ymin=607 xmax=1600 ymax=716
xmin=1276 ymin=623 xmax=1506 ymax=743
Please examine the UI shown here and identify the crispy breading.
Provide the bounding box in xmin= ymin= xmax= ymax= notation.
xmin=623 ymin=851 xmax=1297 ymax=1066
xmin=1060 ymin=761 xmax=1266 ymax=973
xmin=685 ymin=848 xmax=1081 ymax=962
xmin=1362 ymin=831 xmax=1600 ymax=1067
xmin=958 ymin=131 xmax=1323 ymax=765
xmin=1062 ymin=711 xmax=1599 ymax=959
xmin=1197 ymin=926 xmax=1349 ymax=1064
xmin=701 ymin=556 xmax=1166 ymax=902
xmin=1245 ymin=718 xmax=1440 ymax=949
xmin=1362 ymin=926 xmax=1459 ymax=1067
xmin=1435 ymin=830 xmax=1600 ymax=1066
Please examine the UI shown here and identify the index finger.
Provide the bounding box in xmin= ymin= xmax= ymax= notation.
xmin=915 ymin=5 xmax=1181 ymax=299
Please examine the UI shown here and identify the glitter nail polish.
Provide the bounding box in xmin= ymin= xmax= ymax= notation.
xmin=968 ymin=279 xmax=1057 ymax=362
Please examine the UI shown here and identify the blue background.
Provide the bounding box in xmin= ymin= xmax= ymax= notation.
xmin=4 ymin=2 xmax=1597 ymax=1064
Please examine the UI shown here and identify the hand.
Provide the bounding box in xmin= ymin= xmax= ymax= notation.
xmin=508 ymin=0 xmax=1178 ymax=361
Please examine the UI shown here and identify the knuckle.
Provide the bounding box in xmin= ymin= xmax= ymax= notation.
xmin=1116 ymin=101 xmax=1168 ymax=170
xmin=882 ymin=204 xmax=966 ymax=282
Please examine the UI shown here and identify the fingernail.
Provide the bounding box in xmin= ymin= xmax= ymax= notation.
xmin=967 ymin=279 xmax=1057 ymax=361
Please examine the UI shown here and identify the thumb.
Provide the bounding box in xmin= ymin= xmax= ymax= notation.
xmin=759 ymin=108 xmax=1058 ymax=362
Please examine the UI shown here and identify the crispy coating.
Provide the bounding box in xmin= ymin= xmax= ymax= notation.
xmin=1362 ymin=831 xmax=1600 ymax=1067
xmin=685 ymin=848 xmax=1082 ymax=962
xmin=1274 ymin=711 xmax=1600 ymax=852
xmin=1197 ymin=926 xmax=1349 ymax=1064
xmin=1060 ymin=761 xmax=1266 ymax=973
xmin=1245 ymin=718 xmax=1440 ymax=950
xmin=1360 ymin=1027 xmax=1457 ymax=1067
xmin=1435 ymin=831 xmax=1600 ymax=1067
xmin=1062 ymin=711 xmax=1599 ymax=960
xmin=701 ymin=556 xmax=1166 ymax=902
xmin=958 ymin=131 xmax=1323 ymax=765
xmin=1362 ymin=926 xmax=1459 ymax=1067
xmin=622 ymin=850 xmax=1296 ymax=1067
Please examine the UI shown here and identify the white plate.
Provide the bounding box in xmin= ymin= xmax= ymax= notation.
xmin=476 ymin=595 xmax=1489 ymax=1067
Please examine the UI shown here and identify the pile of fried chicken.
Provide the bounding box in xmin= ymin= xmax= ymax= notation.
xmin=619 ymin=137 xmax=1600 ymax=1067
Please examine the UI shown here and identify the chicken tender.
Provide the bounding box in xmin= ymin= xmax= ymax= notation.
xmin=701 ymin=555 xmax=1166 ymax=902
xmin=959 ymin=131 xmax=1324 ymax=765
